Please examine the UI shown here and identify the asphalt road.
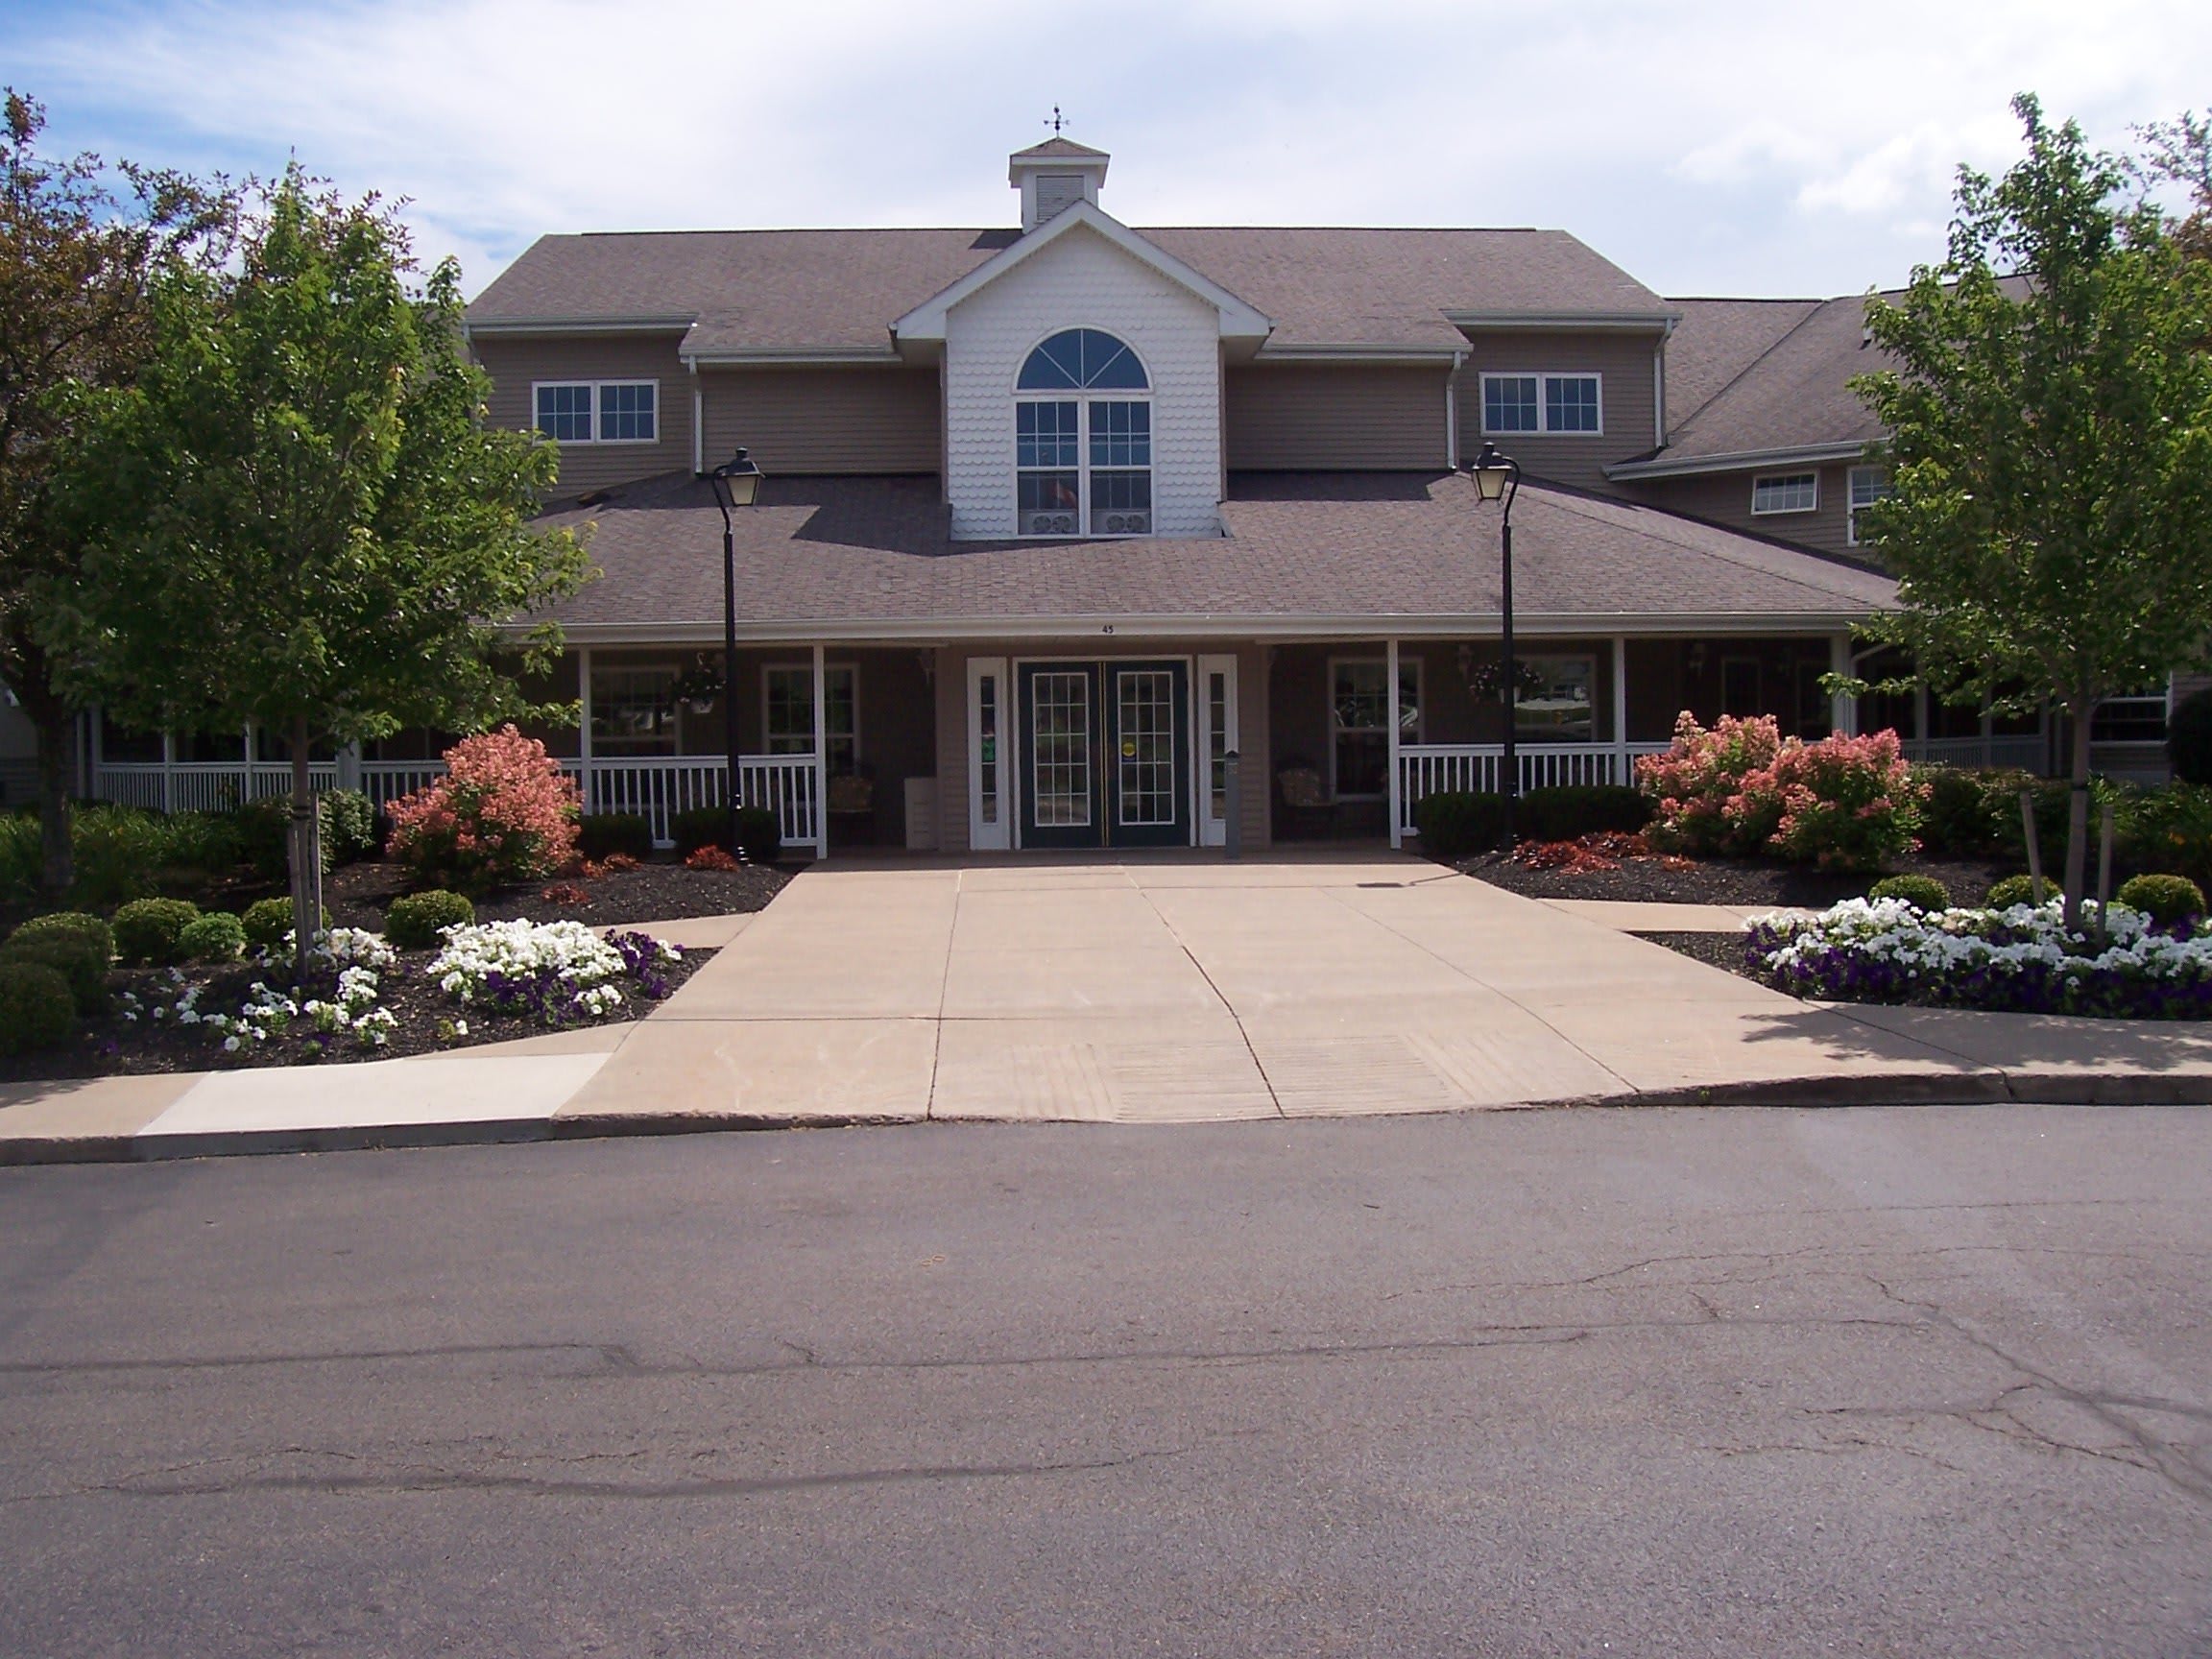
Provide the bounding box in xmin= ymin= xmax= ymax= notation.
xmin=2 ymin=1105 xmax=2208 ymax=1658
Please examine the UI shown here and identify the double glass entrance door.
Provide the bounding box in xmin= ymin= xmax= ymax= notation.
xmin=1018 ymin=661 xmax=1190 ymax=849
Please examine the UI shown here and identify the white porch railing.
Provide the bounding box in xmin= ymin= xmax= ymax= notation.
xmin=1396 ymin=743 xmax=1671 ymax=836
xmin=97 ymin=753 xmax=825 ymax=854
xmin=90 ymin=760 xmax=341 ymax=814
xmin=1900 ymin=735 xmax=2048 ymax=771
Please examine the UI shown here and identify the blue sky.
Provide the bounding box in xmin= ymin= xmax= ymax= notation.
xmin=6 ymin=0 xmax=2205 ymax=301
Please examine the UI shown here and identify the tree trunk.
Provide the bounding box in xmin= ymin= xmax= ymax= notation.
xmin=289 ymin=713 xmax=318 ymax=987
xmin=2062 ymin=694 xmax=2093 ymax=931
xmin=33 ymin=705 xmax=74 ymax=901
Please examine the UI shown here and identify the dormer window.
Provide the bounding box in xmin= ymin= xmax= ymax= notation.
xmin=1015 ymin=328 xmax=1151 ymax=536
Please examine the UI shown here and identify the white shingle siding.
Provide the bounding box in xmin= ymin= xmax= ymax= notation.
xmin=945 ymin=226 xmax=1223 ymax=540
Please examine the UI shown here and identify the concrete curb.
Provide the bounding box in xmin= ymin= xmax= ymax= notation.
xmin=5 ymin=1070 xmax=2209 ymax=1166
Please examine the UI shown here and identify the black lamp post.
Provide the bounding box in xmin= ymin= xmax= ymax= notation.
xmin=708 ymin=447 xmax=764 ymax=857
xmin=1469 ymin=441 xmax=1522 ymax=848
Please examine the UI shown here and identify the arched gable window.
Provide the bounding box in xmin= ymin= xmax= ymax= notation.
xmin=1015 ymin=329 xmax=1152 ymax=535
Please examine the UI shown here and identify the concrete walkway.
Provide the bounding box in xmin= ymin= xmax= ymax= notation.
xmin=6 ymin=854 xmax=2212 ymax=1161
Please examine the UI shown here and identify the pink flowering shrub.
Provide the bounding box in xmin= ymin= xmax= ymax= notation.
xmin=1758 ymin=728 xmax=1924 ymax=871
xmin=1637 ymin=712 xmax=1926 ymax=871
xmin=1634 ymin=711 xmax=1786 ymax=856
xmin=387 ymin=726 xmax=581 ymax=892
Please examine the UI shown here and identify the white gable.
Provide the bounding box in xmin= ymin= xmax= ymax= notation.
xmin=944 ymin=220 xmax=1225 ymax=540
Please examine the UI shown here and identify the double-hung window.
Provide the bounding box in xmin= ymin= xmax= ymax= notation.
xmin=533 ymin=380 xmax=658 ymax=445
xmin=1752 ymin=471 xmax=1818 ymax=516
xmin=764 ymin=664 xmax=859 ymax=776
xmin=1846 ymin=466 xmax=1892 ymax=545
xmin=1479 ymin=373 xmax=1602 ymax=435
xmin=1015 ymin=328 xmax=1151 ymax=535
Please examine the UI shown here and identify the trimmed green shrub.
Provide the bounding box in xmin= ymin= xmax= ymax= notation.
xmin=2167 ymin=688 xmax=2212 ymax=786
xmin=733 ymin=806 xmax=780 ymax=864
xmin=2118 ymin=783 xmax=2212 ymax=898
xmin=1986 ymin=874 xmax=2043 ymax=908
xmin=0 ymin=961 xmax=76 ymax=1055
xmin=241 ymin=895 xmax=328 ymax=955
xmin=1411 ymin=791 xmax=1510 ymax=860
xmin=0 ymin=810 xmax=38 ymax=902
xmin=580 ymin=812 xmax=654 ymax=862
xmin=12 ymin=911 xmax=115 ymax=966
xmin=321 ymin=789 xmax=377 ymax=864
xmin=69 ymin=805 xmax=243 ymax=908
xmin=670 ymin=805 xmax=725 ymax=857
xmin=111 ymin=897 xmax=203 ymax=966
xmin=1867 ymin=874 xmax=1951 ymax=912
xmin=2117 ymin=873 xmax=2205 ymax=926
xmin=1516 ymin=784 xmax=1650 ymax=844
xmin=1916 ymin=766 xmax=2004 ymax=856
xmin=235 ymin=795 xmax=338 ymax=882
xmin=179 ymin=911 xmax=247 ymax=962
xmin=0 ymin=931 xmax=108 ymax=1016
xmin=385 ymin=888 xmax=474 ymax=950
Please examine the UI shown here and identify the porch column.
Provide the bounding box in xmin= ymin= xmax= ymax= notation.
xmin=1829 ymin=635 xmax=1859 ymax=736
xmin=160 ymin=732 xmax=175 ymax=815
xmin=1385 ymin=637 xmax=1403 ymax=850
xmin=1914 ymin=684 xmax=1930 ymax=755
xmin=336 ymin=740 xmax=362 ymax=792
xmin=812 ymin=641 xmax=830 ymax=857
xmin=577 ymin=645 xmax=594 ymax=815
xmin=88 ymin=708 xmax=103 ymax=799
xmin=1611 ymin=636 xmax=1629 ymax=785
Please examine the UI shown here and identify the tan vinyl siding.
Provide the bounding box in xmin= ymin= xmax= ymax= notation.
xmin=1623 ymin=464 xmax=1860 ymax=560
xmin=471 ymin=332 xmax=692 ymax=494
xmin=701 ymin=366 xmax=940 ymax=476
xmin=1454 ymin=329 xmax=1661 ymax=489
xmin=1225 ymin=363 xmax=1450 ymax=470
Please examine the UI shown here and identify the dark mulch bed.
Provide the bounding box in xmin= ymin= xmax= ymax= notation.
xmin=324 ymin=855 xmax=791 ymax=932
xmin=1459 ymin=848 xmax=2023 ymax=908
xmin=0 ymin=937 xmax=717 ymax=1085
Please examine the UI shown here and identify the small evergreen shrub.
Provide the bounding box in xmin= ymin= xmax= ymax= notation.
xmin=321 ymin=789 xmax=378 ymax=864
xmin=670 ymin=805 xmax=777 ymax=861
xmin=70 ymin=806 xmax=243 ymax=907
xmin=1985 ymin=874 xmax=2043 ymax=908
xmin=0 ymin=931 xmax=108 ymax=1016
xmin=387 ymin=727 xmax=581 ymax=891
xmin=234 ymin=796 xmax=325 ymax=881
xmin=1867 ymin=874 xmax=1951 ymax=912
xmin=179 ymin=911 xmax=247 ymax=962
xmin=386 ymin=888 xmax=475 ymax=950
xmin=0 ymin=961 xmax=76 ymax=1055
xmin=1916 ymin=766 xmax=2004 ymax=856
xmin=579 ymin=813 xmax=654 ymax=863
xmin=111 ymin=897 xmax=203 ymax=966
xmin=2117 ymin=874 xmax=2205 ymax=926
xmin=2167 ymin=687 xmax=2212 ymax=786
xmin=670 ymin=806 xmax=725 ymax=857
xmin=242 ymin=896 xmax=328 ymax=955
xmin=2119 ymin=784 xmax=2212 ymax=897
xmin=1515 ymin=785 xmax=1651 ymax=843
xmin=734 ymin=806 xmax=780 ymax=864
xmin=12 ymin=911 xmax=115 ymax=966
xmin=1411 ymin=791 xmax=1510 ymax=860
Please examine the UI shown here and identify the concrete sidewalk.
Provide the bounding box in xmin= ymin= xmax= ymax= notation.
xmin=5 ymin=855 xmax=2212 ymax=1162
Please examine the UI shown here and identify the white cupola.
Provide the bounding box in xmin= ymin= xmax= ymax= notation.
xmin=1009 ymin=136 xmax=1110 ymax=233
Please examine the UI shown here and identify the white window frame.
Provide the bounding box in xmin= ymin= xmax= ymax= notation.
xmin=763 ymin=662 xmax=861 ymax=773
xmin=1013 ymin=330 xmax=1154 ymax=539
xmin=1327 ymin=655 xmax=1423 ymax=801
xmin=1751 ymin=471 xmax=1819 ymax=516
xmin=1478 ymin=372 xmax=1604 ymax=437
xmin=1846 ymin=465 xmax=1891 ymax=546
xmin=531 ymin=379 xmax=661 ymax=445
xmin=967 ymin=657 xmax=1011 ymax=851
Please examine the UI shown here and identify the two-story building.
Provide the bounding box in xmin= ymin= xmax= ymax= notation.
xmin=373 ymin=134 xmax=1895 ymax=855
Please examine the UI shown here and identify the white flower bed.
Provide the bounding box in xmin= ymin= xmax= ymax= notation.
xmin=1748 ymin=897 xmax=2212 ymax=1018
xmin=429 ymin=919 xmax=629 ymax=1022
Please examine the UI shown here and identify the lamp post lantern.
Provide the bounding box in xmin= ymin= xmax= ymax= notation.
xmin=708 ymin=447 xmax=764 ymax=858
xmin=1469 ymin=441 xmax=1522 ymax=849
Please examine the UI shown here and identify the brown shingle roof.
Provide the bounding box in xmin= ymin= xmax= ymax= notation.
xmin=532 ymin=471 xmax=1894 ymax=638
xmin=469 ymin=225 xmax=1670 ymax=354
xmin=1652 ymin=294 xmax=1887 ymax=463
xmin=1011 ymin=137 xmax=1110 ymax=160
xmin=1661 ymin=298 xmax=1822 ymax=433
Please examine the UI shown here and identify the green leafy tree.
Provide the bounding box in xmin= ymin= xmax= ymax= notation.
xmin=2138 ymin=109 xmax=2211 ymax=261
xmin=1851 ymin=95 xmax=2212 ymax=926
xmin=0 ymin=90 xmax=225 ymax=895
xmin=61 ymin=169 xmax=590 ymax=960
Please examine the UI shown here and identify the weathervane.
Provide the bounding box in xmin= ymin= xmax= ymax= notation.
xmin=1046 ymin=106 xmax=1069 ymax=134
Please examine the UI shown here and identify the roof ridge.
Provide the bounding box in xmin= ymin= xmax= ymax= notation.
xmin=1530 ymin=485 xmax=1890 ymax=603
xmin=1662 ymin=297 xmax=1842 ymax=442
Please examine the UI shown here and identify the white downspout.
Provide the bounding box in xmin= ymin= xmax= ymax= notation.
xmin=1445 ymin=349 xmax=1465 ymax=468
xmin=689 ymin=361 xmax=704 ymax=476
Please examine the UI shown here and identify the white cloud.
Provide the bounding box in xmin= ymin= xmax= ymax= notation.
xmin=7 ymin=0 xmax=2209 ymax=298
